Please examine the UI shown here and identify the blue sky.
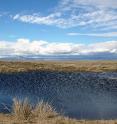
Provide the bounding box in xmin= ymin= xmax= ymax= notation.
xmin=0 ymin=0 xmax=117 ymax=56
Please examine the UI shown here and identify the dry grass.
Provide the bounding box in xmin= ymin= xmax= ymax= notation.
xmin=33 ymin=100 xmax=57 ymax=119
xmin=0 ymin=98 xmax=80 ymax=124
xmin=0 ymin=99 xmax=117 ymax=124
xmin=12 ymin=98 xmax=59 ymax=122
xmin=0 ymin=61 xmax=117 ymax=73
xmin=12 ymin=98 xmax=33 ymax=121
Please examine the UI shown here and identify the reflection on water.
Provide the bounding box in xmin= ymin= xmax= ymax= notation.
xmin=0 ymin=71 xmax=117 ymax=119
xmin=0 ymin=94 xmax=12 ymax=113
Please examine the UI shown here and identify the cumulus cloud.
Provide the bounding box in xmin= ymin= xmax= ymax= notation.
xmin=67 ymin=32 xmax=117 ymax=37
xmin=0 ymin=39 xmax=117 ymax=57
xmin=12 ymin=0 xmax=117 ymax=30
xmin=82 ymin=41 xmax=117 ymax=54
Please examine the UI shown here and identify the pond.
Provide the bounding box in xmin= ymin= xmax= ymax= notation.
xmin=0 ymin=71 xmax=117 ymax=119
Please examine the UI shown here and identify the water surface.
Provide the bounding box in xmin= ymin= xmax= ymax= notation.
xmin=0 ymin=71 xmax=117 ymax=119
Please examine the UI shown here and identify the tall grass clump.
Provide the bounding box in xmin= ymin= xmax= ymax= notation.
xmin=12 ymin=98 xmax=57 ymax=123
xmin=12 ymin=98 xmax=32 ymax=121
xmin=33 ymin=100 xmax=57 ymax=119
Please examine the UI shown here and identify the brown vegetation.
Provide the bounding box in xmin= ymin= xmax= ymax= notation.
xmin=0 ymin=61 xmax=117 ymax=73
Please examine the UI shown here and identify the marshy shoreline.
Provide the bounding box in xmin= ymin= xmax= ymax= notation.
xmin=1 ymin=98 xmax=117 ymax=124
xmin=0 ymin=98 xmax=89 ymax=124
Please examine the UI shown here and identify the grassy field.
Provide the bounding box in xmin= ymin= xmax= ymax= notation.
xmin=0 ymin=98 xmax=117 ymax=124
xmin=0 ymin=60 xmax=117 ymax=73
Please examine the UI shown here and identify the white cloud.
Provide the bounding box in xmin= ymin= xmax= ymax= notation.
xmin=68 ymin=32 xmax=117 ymax=37
xmin=13 ymin=10 xmax=117 ymax=29
xmin=0 ymin=39 xmax=117 ymax=57
xmin=75 ymin=0 xmax=117 ymax=8
xmin=13 ymin=13 xmax=64 ymax=27
xmin=12 ymin=0 xmax=117 ymax=30
xmin=86 ymin=41 xmax=117 ymax=54
xmin=59 ymin=0 xmax=117 ymax=10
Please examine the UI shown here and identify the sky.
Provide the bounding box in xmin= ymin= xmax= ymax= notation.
xmin=0 ymin=0 xmax=117 ymax=57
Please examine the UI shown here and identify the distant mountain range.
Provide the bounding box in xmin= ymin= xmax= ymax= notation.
xmin=0 ymin=52 xmax=117 ymax=61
